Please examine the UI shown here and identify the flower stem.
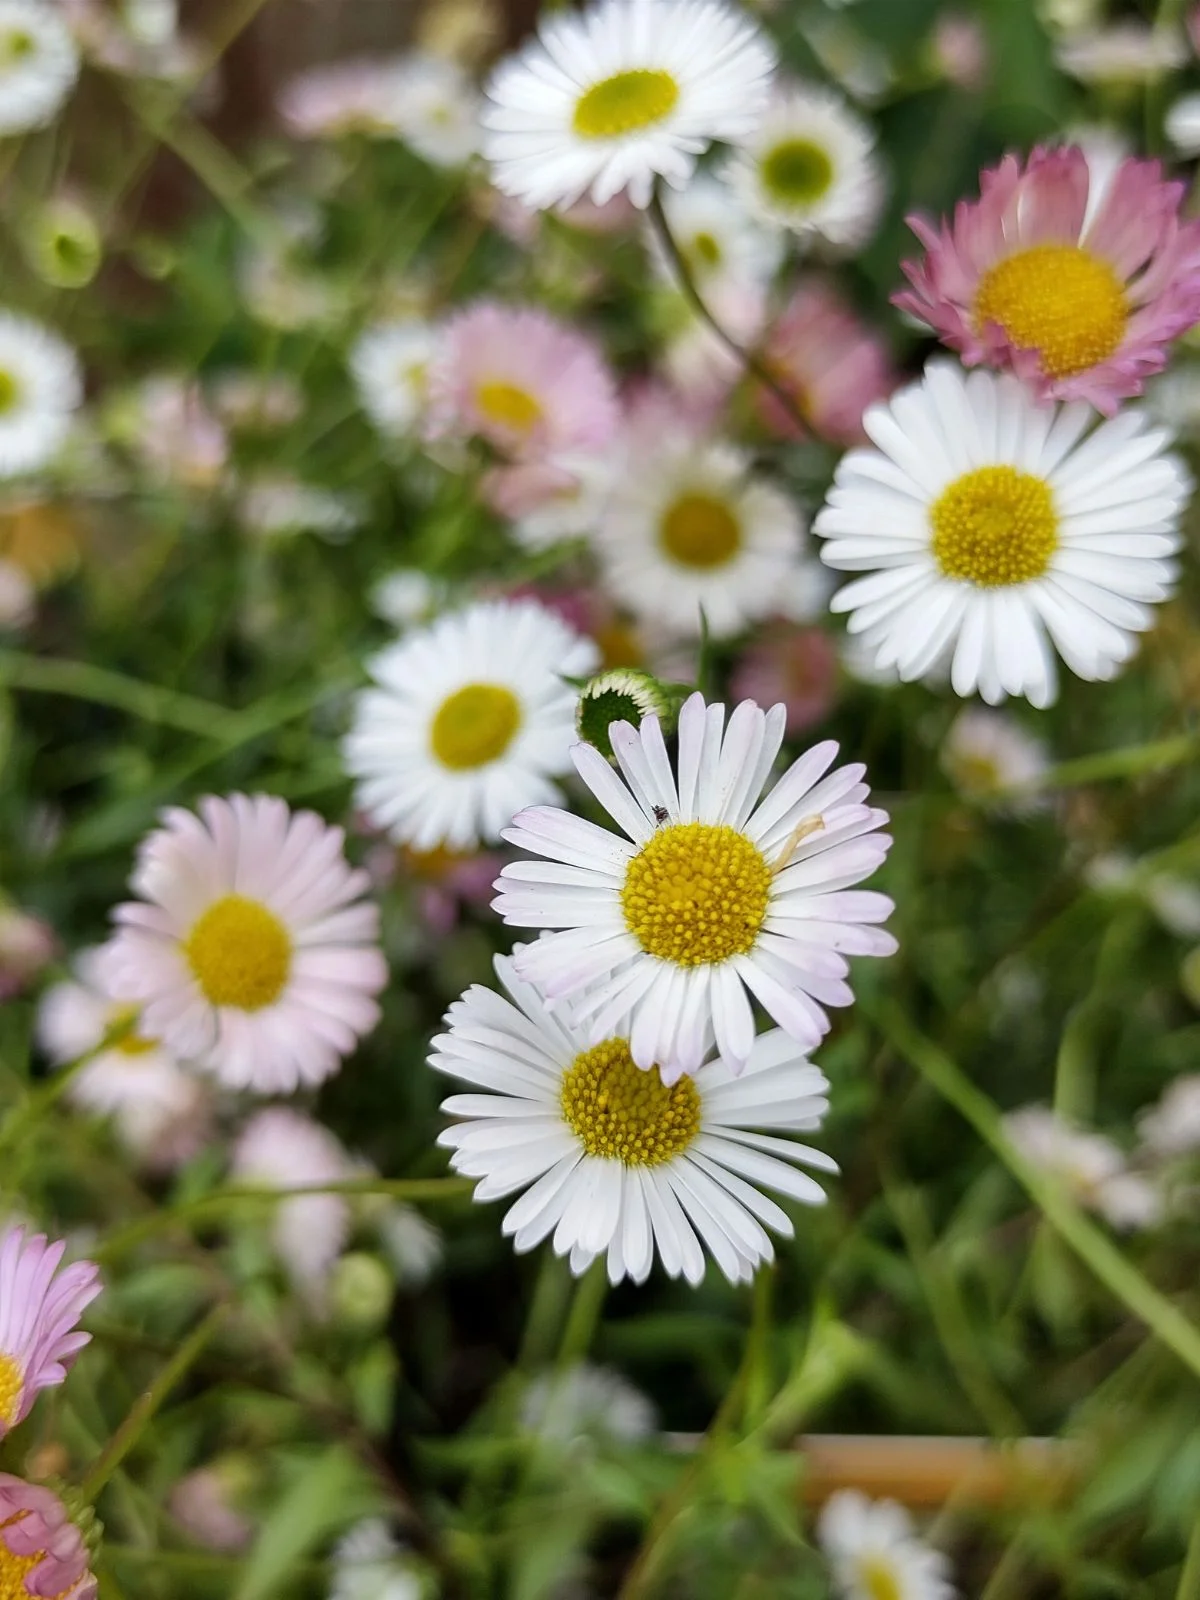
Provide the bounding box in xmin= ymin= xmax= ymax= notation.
xmin=1177 ymin=1514 xmax=1200 ymax=1600
xmin=78 ymin=1305 xmax=225 ymax=1502
xmin=556 ymin=1260 xmax=608 ymax=1368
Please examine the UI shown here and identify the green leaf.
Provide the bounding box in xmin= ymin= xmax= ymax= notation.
xmin=231 ymin=1446 xmax=372 ymax=1600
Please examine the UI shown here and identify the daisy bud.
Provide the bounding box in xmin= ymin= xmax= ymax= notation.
xmin=329 ymin=1252 xmax=394 ymax=1335
xmin=575 ymin=669 xmax=682 ymax=762
xmin=24 ymin=195 xmax=102 ymax=290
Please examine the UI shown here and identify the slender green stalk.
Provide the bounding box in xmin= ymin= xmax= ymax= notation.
xmin=1178 ymin=1514 xmax=1200 ymax=1600
xmin=0 ymin=650 xmax=247 ymax=739
xmin=556 ymin=1261 xmax=608 ymax=1368
xmin=104 ymin=1544 xmax=324 ymax=1578
xmin=93 ymin=1178 xmax=472 ymax=1262
xmin=79 ymin=1306 xmax=225 ymax=1501
xmin=877 ymin=1005 xmax=1200 ymax=1383
xmin=518 ymin=1253 xmax=574 ymax=1371
xmin=1008 ymin=731 xmax=1200 ymax=796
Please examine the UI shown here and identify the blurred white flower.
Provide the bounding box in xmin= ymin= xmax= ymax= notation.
xmin=648 ymin=172 xmax=783 ymax=297
xmin=819 ymin=1489 xmax=956 ymax=1600
xmin=1004 ymin=1106 xmax=1161 ymax=1230
xmin=370 ymin=569 xmax=439 ymax=629
xmin=376 ymin=1205 xmax=442 ymax=1287
xmin=351 ymin=319 xmax=436 ymax=440
xmin=239 ymin=475 xmax=359 ymax=542
xmin=0 ymin=0 xmax=79 ymax=135
xmin=1138 ymin=1075 xmax=1200 ymax=1160
xmin=330 ymin=1520 xmax=421 ymax=1600
xmin=1056 ymin=24 xmax=1186 ymax=84
xmin=0 ymin=559 xmax=33 ymax=628
xmin=0 ymin=312 xmax=82 ymax=478
xmin=520 ymin=1363 xmax=656 ymax=1452
xmin=1166 ymin=92 xmax=1200 ymax=156
xmin=941 ymin=709 xmax=1049 ymax=811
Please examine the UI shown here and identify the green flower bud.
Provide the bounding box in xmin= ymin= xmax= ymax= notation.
xmin=329 ymin=1251 xmax=394 ymax=1334
xmin=575 ymin=669 xmax=682 ymax=761
xmin=25 ymin=198 xmax=102 ymax=290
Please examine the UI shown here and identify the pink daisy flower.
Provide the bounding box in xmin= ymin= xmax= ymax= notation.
xmin=424 ymin=302 xmax=620 ymax=462
xmin=0 ymin=1475 xmax=97 ymax=1599
xmin=895 ymin=144 xmax=1200 ymax=413
xmin=731 ymin=626 xmax=839 ymax=736
xmin=104 ymin=794 xmax=388 ymax=1095
xmin=0 ymin=1226 xmax=101 ymax=1440
xmin=758 ymin=281 xmax=897 ymax=447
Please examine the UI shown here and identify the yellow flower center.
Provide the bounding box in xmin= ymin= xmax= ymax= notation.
xmin=930 ymin=465 xmax=1058 ymax=588
xmin=185 ymin=894 xmax=292 ymax=1011
xmin=0 ymin=1353 xmax=22 ymax=1428
xmin=0 ymin=370 xmax=20 ymax=417
xmin=949 ymin=752 xmax=1003 ymax=797
xmin=475 ymin=380 xmax=543 ymax=434
xmin=759 ymin=137 xmax=835 ymax=207
xmin=690 ymin=230 xmax=722 ymax=269
xmin=573 ymin=68 xmax=680 ymax=139
xmin=659 ymin=493 xmax=742 ymax=569
xmin=105 ymin=1003 xmax=159 ymax=1057
xmin=431 ymin=683 xmax=521 ymax=770
xmin=973 ymin=244 xmax=1127 ymax=379
xmin=857 ymin=1557 xmax=904 ymax=1600
xmin=621 ymin=821 xmax=771 ymax=967
xmin=0 ymin=29 xmax=34 ymax=65
xmin=560 ymin=1037 xmax=701 ymax=1165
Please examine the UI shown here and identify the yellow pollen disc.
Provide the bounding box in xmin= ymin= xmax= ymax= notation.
xmin=0 ymin=1353 xmax=22 ymax=1427
xmin=690 ymin=230 xmax=722 ymax=268
xmin=573 ymin=68 xmax=680 ymax=139
xmin=621 ymin=821 xmax=770 ymax=967
xmin=930 ymin=465 xmax=1057 ymax=589
xmin=431 ymin=682 xmax=521 ymax=770
xmin=560 ymin=1038 xmax=701 ymax=1165
xmin=973 ymin=243 xmax=1127 ymax=379
xmin=759 ymin=137 xmax=835 ymax=207
xmin=185 ymin=894 xmax=292 ymax=1011
xmin=659 ymin=493 xmax=742 ymax=570
xmin=0 ymin=370 xmax=20 ymax=417
xmin=857 ymin=1557 xmax=903 ymax=1600
xmin=475 ymin=380 xmax=543 ymax=434
xmin=105 ymin=1003 xmax=159 ymax=1057
xmin=0 ymin=30 xmax=34 ymax=65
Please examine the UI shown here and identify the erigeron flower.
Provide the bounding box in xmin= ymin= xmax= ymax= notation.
xmin=104 ymin=794 xmax=387 ymax=1094
xmin=0 ymin=0 xmax=79 ymax=135
xmin=593 ymin=431 xmax=814 ymax=639
xmin=726 ymin=82 xmax=884 ymax=251
xmin=0 ymin=1476 xmax=97 ymax=1599
xmin=0 ymin=1225 xmax=101 ymax=1440
xmin=370 ymin=569 xmax=440 ymax=629
xmin=238 ymin=475 xmax=359 ymax=542
xmin=124 ymin=377 xmax=228 ymax=490
xmin=1167 ymin=93 xmax=1200 ymax=159
xmin=731 ymin=627 xmax=839 ymax=737
xmin=388 ymin=50 xmax=480 ymax=168
xmin=345 ymin=597 xmax=598 ymax=852
xmin=489 ymin=455 xmax=613 ymax=554
xmin=330 ymin=1519 xmax=421 ymax=1600
xmin=0 ymin=903 xmax=55 ymax=999
xmin=661 ymin=277 xmax=770 ymax=405
xmin=814 ymin=361 xmax=1190 ymax=707
xmin=0 ymin=312 xmax=82 ymax=478
xmin=481 ymin=0 xmax=776 ymax=210
xmin=648 ymin=173 xmax=783 ymax=296
xmin=757 ymin=279 xmax=897 ymax=446
xmin=1055 ymin=23 xmax=1186 ymax=85
xmin=1005 ymin=1106 xmax=1162 ymax=1230
xmin=520 ymin=1362 xmax=656 ymax=1449
xmin=168 ymin=1460 xmax=254 ymax=1553
xmin=351 ymin=318 xmax=437 ymax=440
xmin=37 ymin=946 xmax=210 ymax=1171
xmin=232 ymin=1109 xmax=358 ymax=1312
xmin=1138 ymin=1076 xmax=1200 ymax=1160
xmin=818 ymin=1490 xmax=956 ymax=1600
xmin=432 ymin=954 xmax=837 ymax=1284
xmin=210 ymin=371 xmax=303 ymax=431
xmin=425 ymin=302 xmax=619 ymax=462
xmin=941 ymin=709 xmax=1049 ymax=810
xmin=279 ymin=59 xmax=409 ymax=139
xmin=494 ymin=691 xmax=895 ymax=1079
xmin=895 ymin=145 xmax=1200 ymax=412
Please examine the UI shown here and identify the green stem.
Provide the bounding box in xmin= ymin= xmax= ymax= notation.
xmin=556 ymin=1260 xmax=608 ymax=1368
xmin=877 ymin=1005 xmax=1200 ymax=1383
xmin=104 ymin=1544 xmax=323 ymax=1578
xmin=518 ymin=1252 xmax=573 ymax=1371
xmin=93 ymin=1178 xmax=471 ymax=1261
xmin=1014 ymin=731 xmax=1200 ymax=795
xmin=79 ymin=1305 xmax=225 ymax=1502
xmin=0 ymin=650 xmax=247 ymax=739
xmin=646 ymin=189 xmax=812 ymax=437
xmin=0 ymin=1019 xmax=137 ymax=1157
xmin=1178 ymin=1515 xmax=1200 ymax=1600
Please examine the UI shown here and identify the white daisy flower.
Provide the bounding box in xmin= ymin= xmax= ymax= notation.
xmin=1138 ymin=1075 xmax=1200 ymax=1160
xmin=481 ymin=0 xmax=777 ymax=211
xmin=238 ymin=475 xmax=359 ymax=542
xmin=344 ymin=597 xmax=599 ymax=853
xmin=493 ymin=692 xmax=895 ymax=1080
xmin=432 ymin=953 xmax=837 ymax=1285
xmin=330 ymin=1519 xmax=421 ymax=1600
xmin=1004 ymin=1106 xmax=1162 ymax=1231
xmin=37 ymin=945 xmax=210 ymax=1169
xmin=813 ymin=361 xmax=1190 ymax=707
xmin=350 ymin=318 xmax=436 ymax=439
xmin=594 ymin=433 xmax=814 ymax=639
xmin=725 ymin=82 xmax=884 ymax=250
xmin=520 ymin=1362 xmax=656 ymax=1449
xmin=390 ymin=50 xmax=481 ymax=168
xmin=0 ymin=0 xmax=79 ymax=135
xmin=647 ymin=172 xmax=784 ymax=295
xmin=104 ymin=794 xmax=388 ymax=1094
xmin=1167 ymin=92 xmax=1200 ymax=159
xmin=0 ymin=312 xmax=81 ymax=478
xmin=940 ymin=709 xmax=1048 ymax=811
xmin=818 ymin=1490 xmax=957 ymax=1600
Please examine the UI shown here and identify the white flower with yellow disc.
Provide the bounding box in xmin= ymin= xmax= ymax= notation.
xmin=0 ymin=311 xmax=81 ymax=477
xmin=481 ymin=0 xmax=776 ymax=210
xmin=0 ymin=0 xmax=79 ymax=135
xmin=494 ymin=692 xmax=895 ymax=1081
xmin=432 ymin=953 xmax=836 ymax=1285
xmin=819 ymin=1490 xmax=957 ymax=1600
xmin=814 ymin=361 xmax=1190 ymax=707
xmin=344 ymin=597 xmax=599 ymax=852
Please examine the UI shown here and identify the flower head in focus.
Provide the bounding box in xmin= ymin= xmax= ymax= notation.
xmin=345 ymin=597 xmax=598 ymax=852
xmin=0 ymin=0 xmax=79 ymax=135
xmin=895 ymin=145 xmax=1200 ymax=412
xmin=0 ymin=1225 xmax=101 ymax=1440
xmin=814 ymin=361 xmax=1190 ymax=706
xmin=0 ymin=1475 xmax=98 ymax=1599
xmin=819 ymin=1490 xmax=956 ymax=1600
xmin=481 ymin=0 xmax=776 ymax=210
xmin=104 ymin=794 xmax=387 ymax=1094
xmin=726 ymin=81 xmax=884 ymax=251
xmin=0 ymin=312 xmax=82 ymax=478
xmin=494 ymin=691 xmax=895 ymax=1079
xmin=433 ymin=954 xmax=836 ymax=1283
